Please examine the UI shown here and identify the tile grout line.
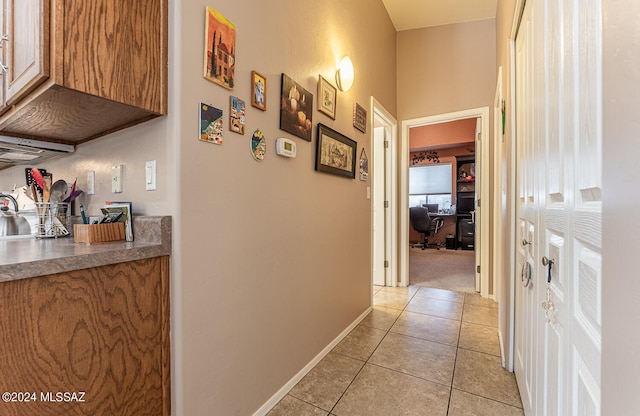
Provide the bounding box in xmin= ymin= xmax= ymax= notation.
xmin=328 ymin=287 xmax=423 ymax=414
xmin=445 ymin=290 xmax=467 ymax=415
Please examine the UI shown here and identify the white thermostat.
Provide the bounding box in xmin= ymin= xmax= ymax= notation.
xmin=275 ymin=138 xmax=297 ymax=158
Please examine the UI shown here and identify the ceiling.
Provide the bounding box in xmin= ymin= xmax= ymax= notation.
xmin=381 ymin=0 xmax=498 ymax=31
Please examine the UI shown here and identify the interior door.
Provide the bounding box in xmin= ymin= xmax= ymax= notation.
xmin=514 ymin=0 xmax=602 ymax=415
xmin=372 ymin=126 xmax=386 ymax=286
xmin=514 ymin=3 xmax=536 ymax=410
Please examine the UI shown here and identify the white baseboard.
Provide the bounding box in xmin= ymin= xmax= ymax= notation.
xmin=498 ymin=329 xmax=506 ymax=368
xmin=252 ymin=306 xmax=373 ymax=416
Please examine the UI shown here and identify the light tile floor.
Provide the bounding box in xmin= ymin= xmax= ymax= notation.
xmin=267 ymin=286 xmax=523 ymax=416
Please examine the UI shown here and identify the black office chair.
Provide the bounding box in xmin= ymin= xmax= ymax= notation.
xmin=409 ymin=206 xmax=444 ymax=250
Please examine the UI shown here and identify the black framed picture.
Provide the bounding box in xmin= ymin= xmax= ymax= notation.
xmin=315 ymin=123 xmax=357 ymax=179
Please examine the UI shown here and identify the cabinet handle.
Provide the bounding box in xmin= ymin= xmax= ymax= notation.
xmin=522 ymin=239 xmax=532 ymax=246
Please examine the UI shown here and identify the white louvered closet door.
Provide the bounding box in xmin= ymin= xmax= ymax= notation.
xmin=514 ymin=0 xmax=602 ymax=415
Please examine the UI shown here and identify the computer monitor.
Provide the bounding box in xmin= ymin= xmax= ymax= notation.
xmin=423 ymin=203 xmax=439 ymax=213
xmin=457 ymin=196 xmax=475 ymax=213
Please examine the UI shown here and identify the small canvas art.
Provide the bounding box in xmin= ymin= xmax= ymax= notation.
xmin=280 ymin=74 xmax=313 ymax=141
xmin=353 ymin=102 xmax=367 ymax=133
xmin=204 ymin=7 xmax=236 ymax=90
xmin=229 ymin=96 xmax=246 ymax=134
xmin=359 ymin=148 xmax=369 ymax=181
xmin=251 ymin=129 xmax=266 ymax=161
xmin=199 ymin=102 xmax=223 ymax=144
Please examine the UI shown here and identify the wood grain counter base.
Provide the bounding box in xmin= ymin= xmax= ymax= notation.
xmin=0 ymin=256 xmax=170 ymax=416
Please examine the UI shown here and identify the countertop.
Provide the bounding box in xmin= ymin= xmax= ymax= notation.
xmin=0 ymin=216 xmax=171 ymax=282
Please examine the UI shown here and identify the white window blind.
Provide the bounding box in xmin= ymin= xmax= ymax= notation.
xmin=409 ymin=164 xmax=452 ymax=194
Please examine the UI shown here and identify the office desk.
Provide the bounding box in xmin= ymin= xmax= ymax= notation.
xmin=409 ymin=213 xmax=475 ymax=249
xmin=409 ymin=213 xmax=456 ymax=247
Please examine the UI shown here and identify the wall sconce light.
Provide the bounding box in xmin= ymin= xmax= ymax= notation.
xmin=336 ymin=56 xmax=354 ymax=92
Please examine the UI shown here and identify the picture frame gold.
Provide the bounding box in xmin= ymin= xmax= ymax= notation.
xmin=251 ymin=70 xmax=267 ymax=111
xmin=317 ymin=75 xmax=336 ymax=120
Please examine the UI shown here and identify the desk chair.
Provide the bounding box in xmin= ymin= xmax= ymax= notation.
xmin=409 ymin=206 xmax=444 ymax=250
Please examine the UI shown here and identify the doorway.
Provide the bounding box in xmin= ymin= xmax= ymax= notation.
xmin=399 ymin=107 xmax=490 ymax=297
xmin=371 ymin=98 xmax=398 ymax=287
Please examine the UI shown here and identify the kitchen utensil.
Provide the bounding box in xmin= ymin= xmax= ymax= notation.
xmin=25 ymin=167 xmax=47 ymax=188
xmin=64 ymin=189 xmax=83 ymax=203
xmin=69 ymin=178 xmax=77 ymax=199
xmin=30 ymin=168 xmax=45 ymax=190
xmin=42 ymin=175 xmax=52 ymax=202
xmin=31 ymin=184 xmax=40 ymax=203
xmin=50 ymin=179 xmax=68 ymax=203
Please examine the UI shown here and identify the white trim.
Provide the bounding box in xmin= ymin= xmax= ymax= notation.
xmin=400 ymin=107 xmax=490 ymax=293
xmin=505 ymin=0 xmax=526 ymax=373
xmin=493 ymin=66 xmax=503 ymax=303
xmin=371 ymin=97 xmax=398 ymax=287
xmin=253 ymin=306 xmax=373 ymax=416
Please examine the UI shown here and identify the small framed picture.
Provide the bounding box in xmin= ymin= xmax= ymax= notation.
xmin=229 ymin=96 xmax=246 ymax=134
xmin=251 ymin=70 xmax=267 ymax=111
xmin=317 ymin=75 xmax=336 ymax=119
xmin=353 ymin=102 xmax=367 ymax=133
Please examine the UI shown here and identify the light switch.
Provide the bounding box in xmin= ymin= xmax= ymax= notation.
xmin=112 ymin=165 xmax=123 ymax=193
xmin=87 ymin=171 xmax=95 ymax=195
xmin=145 ymin=160 xmax=156 ymax=191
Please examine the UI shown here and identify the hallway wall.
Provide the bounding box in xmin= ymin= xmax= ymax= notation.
xmin=175 ymin=1 xmax=397 ymax=414
xmin=602 ymin=0 xmax=640 ymax=413
xmin=396 ymin=19 xmax=497 ymax=121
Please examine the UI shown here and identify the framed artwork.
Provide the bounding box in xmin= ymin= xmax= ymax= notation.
xmin=203 ymin=7 xmax=236 ymax=90
xmin=280 ymin=74 xmax=313 ymax=142
xmin=353 ymin=102 xmax=367 ymax=133
xmin=251 ymin=70 xmax=267 ymax=111
xmin=315 ymin=123 xmax=357 ymax=179
xmin=317 ymin=75 xmax=336 ymax=119
xmin=250 ymin=129 xmax=266 ymax=161
xmin=199 ymin=102 xmax=223 ymax=145
xmin=229 ymin=96 xmax=246 ymax=134
xmin=359 ymin=148 xmax=369 ymax=181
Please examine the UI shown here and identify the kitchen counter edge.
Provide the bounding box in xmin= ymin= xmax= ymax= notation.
xmin=0 ymin=216 xmax=171 ymax=282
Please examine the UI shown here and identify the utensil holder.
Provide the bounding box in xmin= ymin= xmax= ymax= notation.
xmin=74 ymin=222 xmax=125 ymax=244
xmin=35 ymin=202 xmax=70 ymax=238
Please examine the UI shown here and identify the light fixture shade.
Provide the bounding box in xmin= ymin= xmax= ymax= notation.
xmin=336 ymin=56 xmax=354 ymax=92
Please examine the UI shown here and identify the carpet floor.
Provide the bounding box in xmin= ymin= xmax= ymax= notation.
xmin=409 ymin=247 xmax=476 ymax=292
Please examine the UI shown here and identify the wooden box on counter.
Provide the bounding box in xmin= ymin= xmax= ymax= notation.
xmin=74 ymin=222 xmax=125 ymax=244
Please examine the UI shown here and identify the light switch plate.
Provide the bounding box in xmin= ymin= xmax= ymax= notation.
xmin=112 ymin=165 xmax=123 ymax=193
xmin=87 ymin=171 xmax=95 ymax=195
xmin=145 ymin=160 xmax=157 ymax=191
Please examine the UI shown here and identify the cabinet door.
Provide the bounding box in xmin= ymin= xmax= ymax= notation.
xmin=5 ymin=0 xmax=50 ymax=105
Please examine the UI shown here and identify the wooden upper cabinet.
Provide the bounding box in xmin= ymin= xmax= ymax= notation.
xmin=5 ymin=0 xmax=50 ymax=107
xmin=0 ymin=0 xmax=167 ymax=144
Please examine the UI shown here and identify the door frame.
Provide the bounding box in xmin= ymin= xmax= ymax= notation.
xmin=399 ymin=107 xmax=490 ymax=297
xmin=371 ymin=97 xmax=398 ymax=287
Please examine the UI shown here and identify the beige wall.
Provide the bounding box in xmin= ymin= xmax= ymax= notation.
xmin=396 ymin=19 xmax=496 ymax=121
xmin=175 ymin=1 xmax=396 ymax=414
xmin=0 ymin=1 xmax=397 ymax=415
xmin=602 ymin=0 xmax=640 ymax=413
